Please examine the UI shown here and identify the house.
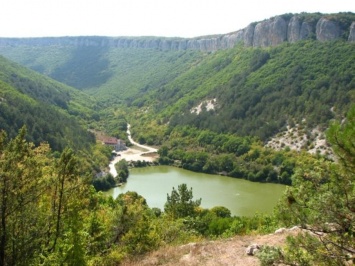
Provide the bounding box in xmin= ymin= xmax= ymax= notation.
xmin=103 ymin=137 xmax=127 ymax=151
xmin=116 ymin=139 xmax=126 ymax=151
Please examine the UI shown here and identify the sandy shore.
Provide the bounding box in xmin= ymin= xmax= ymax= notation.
xmin=109 ymin=124 xmax=158 ymax=177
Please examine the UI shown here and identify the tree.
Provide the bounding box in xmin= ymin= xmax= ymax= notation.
xmin=277 ymin=105 xmax=355 ymax=265
xmin=164 ymin=184 xmax=201 ymax=219
xmin=115 ymin=159 xmax=129 ymax=183
xmin=41 ymin=147 xmax=89 ymax=265
xmin=210 ymin=206 xmax=231 ymax=218
xmin=0 ymin=127 xmax=50 ymax=265
xmin=158 ymin=145 xmax=169 ymax=157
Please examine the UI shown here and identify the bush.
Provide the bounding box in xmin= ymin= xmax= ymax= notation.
xmin=256 ymin=246 xmax=283 ymax=266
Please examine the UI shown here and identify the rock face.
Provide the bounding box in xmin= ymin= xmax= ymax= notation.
xmin=316 ymin=18 xmax=341 ymax=41
xmin=287 ymin=16 xmax=313 ymax=42
xmin=288 ymin=16 xmax=302 ymax=43
xmin=252 ymin=16 xmax=287 ymax=47
xmin=0 ymin=13 xmax=353 ymax=51
xmin=243 ymin=24 xmax=255 ymax=47
xmin=348 ymin=22 xmax=355 ymax=41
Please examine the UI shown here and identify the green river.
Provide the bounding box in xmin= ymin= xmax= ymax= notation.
xmin=105 ymin=166 xmax=286 ymax=216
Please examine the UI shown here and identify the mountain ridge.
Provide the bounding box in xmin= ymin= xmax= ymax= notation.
xmin=0 ymin=13 xmax=354 ymax=51
xmin=0 ymin=12 xmax=354 ymax=145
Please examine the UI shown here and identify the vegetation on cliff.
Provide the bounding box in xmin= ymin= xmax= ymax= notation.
xmin=0 ymin=105 xmax=353 ymax=265
xmin=141 ymin=40 xmax=354 ymax=140
xmin=0 ymin=12 xmax=353 ymax=265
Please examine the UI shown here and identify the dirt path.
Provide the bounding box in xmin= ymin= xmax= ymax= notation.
xmin=122 ymin=230 xmax=296 ymax=266
xmin=109 ymin=124 xmax=158 ymax=177
xmin=126 ymin=124 xmax=158 ymax=154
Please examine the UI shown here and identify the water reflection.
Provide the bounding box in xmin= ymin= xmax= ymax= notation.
xmin=105 ymin=166 xmax=286 ymax=216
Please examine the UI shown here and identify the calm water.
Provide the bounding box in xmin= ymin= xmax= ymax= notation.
xmin=105 ymin=166 xmax=286 ymax=216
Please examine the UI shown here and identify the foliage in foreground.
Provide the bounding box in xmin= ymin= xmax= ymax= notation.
xmin=0 ymin=127 xmax=279 ymax=265
xmin=2 ymin=107 xmax=353 ymax=265
xmin=275 ymin=105 xmax=355 ymax=265
xmin=0 ymin=127 xmax=90 ymax=265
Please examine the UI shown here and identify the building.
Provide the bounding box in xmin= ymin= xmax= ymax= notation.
xmin=103 ymin=137 xmax=126 ymax=151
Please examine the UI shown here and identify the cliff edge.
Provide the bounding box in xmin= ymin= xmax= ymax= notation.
xmin=0 ymin=13 xmax=354 ymax=51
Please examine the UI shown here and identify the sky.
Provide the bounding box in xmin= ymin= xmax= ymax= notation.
xmin=1 ymin=0 xmax=354 ymax=38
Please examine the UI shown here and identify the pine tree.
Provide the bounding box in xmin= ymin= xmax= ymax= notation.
xmin=164 ymin=183 xmax=201 ymax=219
xmin=277 ymin=105 xmax=355 ymax=265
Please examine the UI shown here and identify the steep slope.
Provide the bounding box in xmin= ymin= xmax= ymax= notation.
xmin=0 ymin=13 xmax=353 ymax=102
xmin=0 ymin=13 xmax=353 ymax=142
xmin=0 ymin=45 xmax=205 ymax=104
xmin=0 ymin=55 xmax=96 ymax=151
xmin=143 ymin=40 xmax=355 ymax=140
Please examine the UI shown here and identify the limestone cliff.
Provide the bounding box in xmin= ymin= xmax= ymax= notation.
xmin=348 ymin=22 xmax=355 ymax=41
xmin=252 ymin=16 xmax=288 ymax=47
xmin=316 ymin=18 xmax=341 ymax=41
xmin=0 ymin=13 xmax=353 ymax=51
xmin=287 ymin=16 xmax=313 ymax=43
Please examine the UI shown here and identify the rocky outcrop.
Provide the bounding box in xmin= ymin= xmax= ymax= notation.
xmin=348 ymin=22 xmax=355 ymax=41
xmin=243 ymin=24 xmax=255 ymax=47
xmin=287 ymin=16 xmax=302 ymax=43
xmin=245 ymin=244 xmax=262 ymax=256
xmin=316 ymin=18 xmax=341 ymax=41
xmin=287 ymin=16 xmax=313 ymax=42
xmin=252 ymin=16 xmax=288 ymax=47
xmin=0 ymin=13 xmax=353 ymax=51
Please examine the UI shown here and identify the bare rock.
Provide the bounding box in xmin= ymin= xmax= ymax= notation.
xmin=0 ymin=14 xmax=352 ymax=51
xmin=253 ymin=16 xmax=287 ymax=47
xmin=221 ymin=30 xmax=244 ymax=48
xmin=274 ymin=228 xmax=287 ymax=234
xmin=349 ymin=22 xmax=355 ymax=42
xmin=246 ymin=243 xmax=262 ymax=256
xmin=300 ymin=21 xmax=314 ymax=40
xmin=289 ymin=226 xmax=301 ymax=232
xmin=316 ymin=18 xmax=341 ymax=41
xmin=288 ymin=16 xmax=302 ymax=43
xmin=243 ymin=24 xmax=255 ymax=47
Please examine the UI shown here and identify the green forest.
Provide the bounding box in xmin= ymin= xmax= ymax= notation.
xmin=0 ymin=106 xmax=353 ymax=265
xmin=0 ymin=12 xmax=354 ymax=265
xmin=146 ymin=41 xmax=354 ymax=140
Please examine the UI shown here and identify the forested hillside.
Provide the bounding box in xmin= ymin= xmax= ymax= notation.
xmin=0 ymin=45 xmax=204 ymax=104
xmin=0 ymin=55 xmax=96 ymax=151
xmin=0 ymin=11 xmax=354 ymax=265
xmin=0 ymin=16 xmax=354 ymax=142
xmin=0 ymin=13 xmax=353 ymax=185
xmin=0 ymin=104 xmax=353 ymax=265
xmin=146 ymin=40 xmax=355 ymax=140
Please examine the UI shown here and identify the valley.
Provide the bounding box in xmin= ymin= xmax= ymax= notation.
xmin=0 ymin=11 xmax=353 ymax=265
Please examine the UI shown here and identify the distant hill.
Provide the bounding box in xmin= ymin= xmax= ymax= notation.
xmin=0 ymin=55 xmax=96 ymax=151
xmin=0 ymin=12 xmax=354 ymax=51
xmin=0 ymin=12 xmax=354 ymax=142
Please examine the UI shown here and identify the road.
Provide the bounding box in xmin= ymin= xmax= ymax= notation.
xmin=109 ymin=124 xmax=158 ymax=177
xmin=126 ymin=124 xmax=158 ymax=154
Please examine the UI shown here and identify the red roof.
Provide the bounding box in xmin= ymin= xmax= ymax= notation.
xmin=103 ymin=137 xmax=118 ymax=145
